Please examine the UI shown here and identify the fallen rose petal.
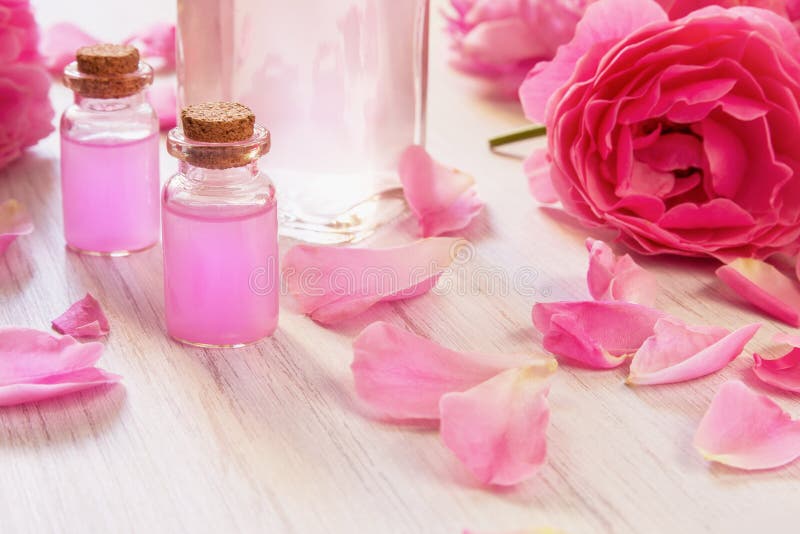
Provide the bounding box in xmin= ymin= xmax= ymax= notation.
xmin=524 ymin=149 xmax=559 ymax=203
xmin=532 ymin=301 xmax=665 ymax=368
xmin=148 ymin=82 xmax=177 ymax=131
xmin=0 ymin=199 xmax=34 ymax=255
xmin=753 ymin=333 xmax=800 ymax=393
xmin=628 ymin=318 xmax=759 ymax=385
xmin=124 ymin=22 xmax=175 ymax=72
xmin=52 ymin=293 xmax=110 ymax=339
xmin=283 ymin=238 xmax=464 ymax=325
xmin=586 ymin=238 xmax=658 ymax=306
xmin=0 ymin=327 xmax=120 ymax=407
xmin=717 ymin=258 xmax=800 ymax=327
xmin=694 ymin=380 xmax=800 ymax=470
xmin=440 ymin=366 xmax=552 ymax=486
xmin=398 ymin=146 xmax=484 ymax=237
xmin=352 ymin=321 xmax=556 ymax=420
xmin=40 ymin=22 xmax=96 ymax=74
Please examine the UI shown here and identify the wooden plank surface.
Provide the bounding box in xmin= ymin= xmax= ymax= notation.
xmin=1 ymin=1 xmax=798 ymax=533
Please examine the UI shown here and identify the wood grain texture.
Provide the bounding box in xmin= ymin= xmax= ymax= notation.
xmin=1 ymin=1 xmax=799 ymax=533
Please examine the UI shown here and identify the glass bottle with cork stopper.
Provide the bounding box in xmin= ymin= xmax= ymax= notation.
xmin=163 ymin=102 xmax=279 ymax=347
xmin=60 ymin=43 xmax=160 ymax=255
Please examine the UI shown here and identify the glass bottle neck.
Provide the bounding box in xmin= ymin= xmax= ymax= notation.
xmin=74 ymin=91 xmax=148 ymax=111
xmin=180 ymin=161 xmax=261 ymax=186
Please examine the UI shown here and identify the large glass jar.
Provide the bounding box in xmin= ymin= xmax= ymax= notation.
xmin=177 ymin=0 xmax=430 ymax=244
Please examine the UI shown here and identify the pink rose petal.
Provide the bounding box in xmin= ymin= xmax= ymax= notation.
xmin=0 ymin=327 xmax=121 ymax=407
xmin=532 ymin=301 xmax=665 ymax=368
xmin=524 ymin=148 xmax=558 ymax=203
xmin=283 ymin=238 xmax=464 ymax=325
xmin=753 ymin=333 xmax=800 ymax=393
xmin=628 ymin=318 xmax=760 ymax=385
xmin=52 ymin=293 xmax=110 ymax=339
xmin=694 ymin=380 xmax=800 ymax=470
xmin=0 ymin=199 xmax=33 ymax=255
xmin=440 ymin=366 xmax=553 ymax=486
xmin=148 ymin=82 xmax=177 ymax=131
xmin=124 ymin=22 xmax=176 ymax=72
xmin=586 ymin=238 xmax=658 ymax=306
xmin=716 ymin=258 xmax=800 ymax=327
xmin=398 ymin=145 xmax=484 ymax=237
xmin=352 ymin=321 xmax=556 ymax=420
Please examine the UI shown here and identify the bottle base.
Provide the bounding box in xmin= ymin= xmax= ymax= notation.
xmin=278 ymin=187 xmax=408 ymax=245
xmin=66 ymin=241 xmax=158 ymax=257
xmin=169 ymin=331 xmax=276 ymax=349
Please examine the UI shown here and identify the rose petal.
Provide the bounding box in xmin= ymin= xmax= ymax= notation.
xmin=124 ymin=22 xmax=176 ymax=72
xmin=694 ymin=380 xmax=800 ymax=470
xmin=148 ymin=82 xmax=177 ymax=131
xmin=0 ymin=199 xmax=34 ymax=255
xmin=0 ymin=367 xmax=122 ymax=407
xmin=52 ymin=294 xmax=110 ymax=339
xmin=440 ymin=366 xmax=553 ymax=486
xmin=586 ymin=238 xmax=658 ymax=306
xmin=352 ymin=321 xmax=556 ymax=420
xmin=532 ymin=301 xmax=665 ymax=368
xmin=283 ymin=238 xmax=464 ymax=325
xmin=0 ymin=327 xmax=120 ymax=407
xmin=716 ymin=258 xmax=800 ymax=327
xmin=753 ymin=333 xmax=800 ymax=393
xmin=398 ymin=146 xmax=484 ymax=237
xmin=40 ymin=22 xmax=97 ymax=75
xmin=524 ymin=148 xmax=559 ymax=203
xmin=628 ymin=318 xmax=760 ymax=385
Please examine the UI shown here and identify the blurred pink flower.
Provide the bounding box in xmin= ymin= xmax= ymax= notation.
xmin=0 ymin=0 xmax=39 ymax=63
xmin=0 ymin=0 xmax=53 ymax=171
xmin=521 ymin=0 xmax=800 ymax=260
xmin=444 ymin=0 xmax=589 ymax=99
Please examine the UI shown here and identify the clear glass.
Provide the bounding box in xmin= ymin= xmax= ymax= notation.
xmin=60 ymin=62 xmax=160 ymax=256
xmin=177 ymin=0 xmax=429 ymax=244
xmin=163 ymin=126 xmax=279 ymax=348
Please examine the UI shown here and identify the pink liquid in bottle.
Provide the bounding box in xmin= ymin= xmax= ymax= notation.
xmin=60 ymin=133 xmax=161 ymax=254
xmin=162 ymin=200 xmax=279 ymax=347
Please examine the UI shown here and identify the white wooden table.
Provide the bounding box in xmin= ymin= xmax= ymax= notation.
xmin=2 ymin=1 xmax=798 ymax=533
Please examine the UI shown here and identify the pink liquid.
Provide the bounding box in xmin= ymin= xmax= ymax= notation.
xmin=162 ymin=200 xmax=279 ymax=346
xmin=60 ymin=133 xmax=160 ymax=254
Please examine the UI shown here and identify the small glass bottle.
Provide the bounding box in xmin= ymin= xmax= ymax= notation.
xmin=60 ymin=44 xmax=160 ymax=255
xmin=163 ymin=102 xmax=278 ymax=347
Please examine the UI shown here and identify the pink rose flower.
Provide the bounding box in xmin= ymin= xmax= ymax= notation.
xmin=445 ymin=0 xmax=589 ymax=99
xmin=0 ymin=0 xmax=54 ymax=170
xmin=657 ymin=0 xmax=794 ymax=20
xmin=521 ymin=0 xmax=800 ymax=260
xmin=0 ymin=0 xmax=38 ymax=64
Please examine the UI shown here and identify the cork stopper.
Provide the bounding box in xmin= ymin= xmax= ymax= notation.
xmin=76 ymin=44 xmax=140 ymax=76
xmin=64 ymin=44 xmax=151 ymax=99
xmin=181 ymin=102 xmax=256 ymax=143
xmin=172 ymin=102 xmax=267 ymax=169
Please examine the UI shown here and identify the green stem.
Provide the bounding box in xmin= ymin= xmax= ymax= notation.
xmin=489 ymin=125 xmax=547 ymax=148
